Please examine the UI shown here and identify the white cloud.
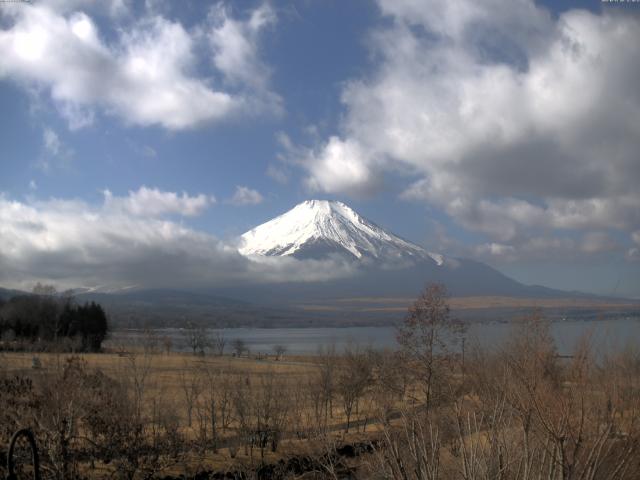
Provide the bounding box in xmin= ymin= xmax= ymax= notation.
xmin=579 ymin=232 xmax=618 ymax=255
xmin=0 ymin=2 xmax=279 ymax=130
xmin=209 ymin=3 xmax=275 ymax=88
xmin=475 ymin=242 xmax=516 ymax=260
xmin=39 ymin=127 xmax=73 ymax=171
xmin=228 ymin=186 xmax=264 ymax=206
xmin=140 ymin=145 xmax=157 ymax=158
xmin=43 ymin=128 xmax=61 ymax=155
xmin=295 ymin=1 xmax=640 ymax=261
xmin=266 ymin=164 xmax=289 ymax=184
xmin=38 ymin=0 xmax=131 ymax=18
xmin=0 ymin=193 xmax=357 ymax=290
xmin=475 ymin=236 xmax=576 ymax=263
xmin=304 ymin=137 xmax=379 ymax=196
xmin=629 ymin=231 xmax=640 ymax=262
xmin=29 ymin=180 xmax=38 ymax=191
xmin=628 ymin=248 xmax=640 ymax=262
xmin=103 ymin=186 xmax=215 ymax=217
xmin=206 ymin=2 xmax=282 ymax=116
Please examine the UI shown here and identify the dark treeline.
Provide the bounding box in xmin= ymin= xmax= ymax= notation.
xmin=0 ymin=288 xmax=108 ymax=352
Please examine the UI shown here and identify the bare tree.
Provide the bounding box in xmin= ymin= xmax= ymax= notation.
xmin=316 ymin=344 xmax=337 ymax=424
xmin=231 ymin=375 xmax=252 ymax=456
xmin=183 ymin=322 xmax=209 ymax=356
xmin=253 ymin=370 xmax=290 ymax=458
xmin=123 ymin=352 xmax=152 ymax=423
xmin=198 ymin=367 xmax=232 ymax=452
xmin=179 ymin=367 xmax=201 ymax=428
xmin=232 ymin=338 xmax=247 ymax=357
xmin=374 ymin=409 xmax=442 ymax=480
xmin=336 ymin=346 xmax=372 ymax=433
xmin=34 ymin=355 xmax=85 ymax=480
xmin=162 ymin=335 xmax=172 ymax=355
xmin=397 ymin=283 xmax=463 ymax=410
xmin=142 ymin=328 xmax=159 ymax=354
xmin=32 ymin=282 xmax=57 ymax=296
xmin=273 ymin=344 xmax=287 ymax=360
xmin=371 ymin=349 xmax=409 ymax=423
xmin=212 ymin=331 xmax=226 ymax=356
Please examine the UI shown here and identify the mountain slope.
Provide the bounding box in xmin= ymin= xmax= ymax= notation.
xmin=240 ymin=200 xmax=443 ymax=264
xmin=236 ymin=200 xmax=588 ymax=301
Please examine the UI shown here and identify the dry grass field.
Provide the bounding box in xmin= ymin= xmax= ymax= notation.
xmin=0 ymin=348 xmax=402 ymax=478
xmin=1 ymin=350 xmax=325 ymax=430
xmin=3 ymin=296 xmax=640 ymax=479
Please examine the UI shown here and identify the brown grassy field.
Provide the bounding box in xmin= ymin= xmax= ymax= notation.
xmin=3 ymin=306 xmax=640 ymax=479
xmin=0 ymin=348 xmax=397 ymax=478
xmin=0 ymin=350 xmax=374 ymax=435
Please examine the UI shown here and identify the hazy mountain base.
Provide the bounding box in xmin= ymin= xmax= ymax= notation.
xmin=3 ymin=286 xmax=638 ymax=330
xmin=79 ymin=290 xmax=639 ymax=330
xmin=81 ymin=257 xmax=640 ymax=328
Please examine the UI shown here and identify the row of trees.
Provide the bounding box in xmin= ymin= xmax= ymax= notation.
xmin=181 ymin=323 xmax=286 ymax=359
xmin=0 ymin=285 xmax=109 ymax=352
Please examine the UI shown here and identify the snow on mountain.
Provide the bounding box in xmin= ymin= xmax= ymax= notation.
xmin=239 ymin=200 xmax=444 ymax=264
xmin=72 ymin=284 xmax=140 ymax=295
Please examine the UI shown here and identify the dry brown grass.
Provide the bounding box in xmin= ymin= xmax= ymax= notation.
xmin=0 ymin=351 xmax=383 ymax=440
xmin=3 ymin=352 xmax=307 ymax=419
xmin=1 ymin=349 xmax=389 ymax=477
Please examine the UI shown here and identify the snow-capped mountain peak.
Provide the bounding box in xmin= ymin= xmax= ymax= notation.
xmin=239 ymin=199 xmax=443 ymax=264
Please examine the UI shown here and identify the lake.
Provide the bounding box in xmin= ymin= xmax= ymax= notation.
xmin=106 ymin=316 xmax=640 ymax=356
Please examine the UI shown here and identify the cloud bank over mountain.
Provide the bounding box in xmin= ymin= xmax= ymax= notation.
xmin=0 ymin=192 xmax=357 ymax=291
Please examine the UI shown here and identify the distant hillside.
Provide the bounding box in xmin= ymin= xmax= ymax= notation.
xmin=1 ymin=285 xmax=638 ymax=328
xmin=0 ymin=287 xmax=26 ymax=301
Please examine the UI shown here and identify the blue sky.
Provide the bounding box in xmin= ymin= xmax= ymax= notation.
xmin=0 ymin=0 xmax=639 ymax=297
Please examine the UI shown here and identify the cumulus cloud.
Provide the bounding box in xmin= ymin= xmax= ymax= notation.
xmin=103 ymin=186 xmax=215 ymax=217
xmin=295 ymin=0 xmax=640 ymax=262
xmin=0 ymin=193 xmax=356 ymax=290
xmin=304 ymin=137 xmax=380 ymax=196
xmin=206 ymin=2 xmax=282 ymax=115
xmin=209 ymin=3 xmax=273 ymax=87
xmin=474 ymin=237 xmax=576 ymax=263
xmin=472 ymin=232 xmax=622 ymax=263
xmin=0 ymin=2 xmax=279 ymax=130
xmin=276 ymin=133 xmax=380 ymax=196
xmin=228 ymin=186 xmax=264 ymax=206
xmin=579 ymin=232 xmax=618 ymax=255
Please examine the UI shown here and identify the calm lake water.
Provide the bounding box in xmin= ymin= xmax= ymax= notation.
xmin=107 ymin=316 xmax=640 ymax=356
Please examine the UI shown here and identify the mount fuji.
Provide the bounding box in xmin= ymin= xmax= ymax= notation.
xmin=240 ymin=199 xmax=444 ymax=265
xmin=237 ymin=200 xmax=569 ymax=300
